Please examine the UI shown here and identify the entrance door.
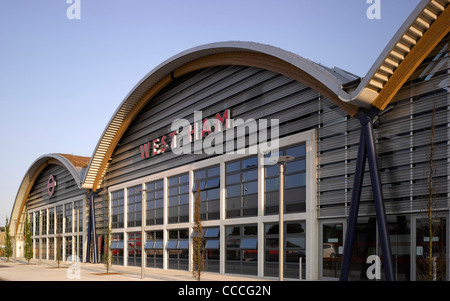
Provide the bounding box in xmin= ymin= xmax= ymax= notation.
xmin=320 ymin=220 xmax=345 ymax=279
xmin=414 ymin=215 xmax=447 ymax=281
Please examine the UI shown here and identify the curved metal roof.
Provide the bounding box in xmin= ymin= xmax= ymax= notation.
xmin=9 ymin=153 xmax=89 ymax=235
xmin=82 ymin=41 xmax=361 ymax=191
xmin=82 ymin=0 xmax=449 ymax=192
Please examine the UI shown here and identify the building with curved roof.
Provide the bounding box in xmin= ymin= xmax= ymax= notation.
xmin=8 ymin=0 xmax=449 ymax=281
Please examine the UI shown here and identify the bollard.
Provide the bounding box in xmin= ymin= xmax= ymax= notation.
xmin=299 ymin=257 xmax=302 ymax=281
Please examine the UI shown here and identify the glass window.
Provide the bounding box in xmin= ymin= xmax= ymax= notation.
xmin=29 ymin=213 xmax=34 ymax=237
xmin=154 ymin=241 xmax=163 ymax=249
xmin=178 ymin=240 xmax=189 ymax=249
xmin=264 ymin=221 xmax=306 ymax=279
xmin=111 ymin=233 xmax=124 ymax=266
xmin=168 ymin=173 xmax=189 ymax=223
xmin=240 ymin=238 xmax=257 ymax=249
xmin=56 ymin=206 xmax=63 ymax=234
xmin=205 ymin=240 xmax=220 ymax=249
xmin=146 ymin=180 xmax=164 ymax=225
xmin=194 ymin=165 xmax=220 ymax=221
xmin=65 ymin=236 xmax=72 ymax=261
xmin=127 ymin=232 xmax=142 ymax=267
xmin=167 ymin=240 xmax=178 ymax=249
xmin=41 ymin=210 xmax=47 ymax=235
xmin=48 ymin=238 xmax=55 ymax=260
xmin=349 ymin=217 xmax=376 ymax=281
xmin=127 ymin=185 xmax=142 ymax=228
xmin=145 ymin=241 xmax=154 ymax=249
xmin=65 ymin=203 xmax=72 ymax=233
xmin=74 ymin=201 xmax=83 ymax=233
xmin=225 ymin=156 xmax=258 ymax=218
xmin=225 ymin=224 xmax=258 ymax=276
xmin=322 ymin=223 xmax=343 ymax=279
xmin=264 ymin=143 xmax=306 ymax=215
xmin=111 ymin=190 xmax=124 ymax=229
xmin=168 ymin=229 xmax=189 ymax=271
xmin=205 ymin=227 xmax=220 ymax=238
xmin=146 ymin=230 xmax=164 ymax=269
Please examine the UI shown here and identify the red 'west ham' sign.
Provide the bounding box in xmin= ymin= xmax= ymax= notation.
xmin=139 ymin=110 xmax=231 ymax=159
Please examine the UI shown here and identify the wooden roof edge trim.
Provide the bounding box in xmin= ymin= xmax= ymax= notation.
xmin=372 ymin=4 xmax=450 ymax=111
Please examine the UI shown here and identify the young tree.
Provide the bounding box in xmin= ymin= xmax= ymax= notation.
xmin=3 ymin=217 xmax=13 ymax=262
xmin=192 ymin=181 xmax=205 ymax=281
xmin=417 ymin=97 xmax=446 ymax=281
xmin=23 ymin=213 xmax=33 ymax=264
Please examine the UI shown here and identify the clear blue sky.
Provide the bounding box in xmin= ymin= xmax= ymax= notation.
xmin=0 ymin=0 xmax=421 ymax=226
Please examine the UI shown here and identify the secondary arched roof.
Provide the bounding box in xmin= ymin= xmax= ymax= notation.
xmin=9 ymin=154 xmax=89 ymax=235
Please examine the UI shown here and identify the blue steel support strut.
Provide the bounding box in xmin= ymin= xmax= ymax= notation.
xmin=363 ymin=117 xmax=395 ymax=281
xmin=86 ymin=191 xmax=91 ymax=262
xmin=339 ymin=128 xmax=367 ymax=281
xmin=86 ymin=191 xmax=98 ymax=263
xmin=339 ymin=108 xmax=395 ymax=281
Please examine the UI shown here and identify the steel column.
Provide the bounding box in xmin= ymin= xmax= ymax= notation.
xmin=340 ymin=109 xmax=395 ymax=281
xmin=363 ymin=116 xmax=395 ymax=281
xmin=339 ymin=129 xmax=367 ymax=280
xmin=86 ymin=191 xmax=98 ymax=263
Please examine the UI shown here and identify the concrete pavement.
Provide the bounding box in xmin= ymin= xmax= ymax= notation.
xmin=0 ymin=257 xmax=269 ymax=281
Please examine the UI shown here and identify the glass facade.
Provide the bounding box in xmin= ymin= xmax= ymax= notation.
xmin=83 ymin=140 xmax=314 ymax=277
xmin=29 ymin=199 xmax=86 ymax=263
xmin=27 ymin=139 xmax=316 ymax=278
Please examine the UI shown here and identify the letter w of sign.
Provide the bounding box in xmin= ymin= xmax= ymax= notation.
xmin=140 ymin=142 xmax=151 ymax=159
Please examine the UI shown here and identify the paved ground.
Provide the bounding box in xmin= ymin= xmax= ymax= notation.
xmin=0 ymin=257 xmax=269 ymax=282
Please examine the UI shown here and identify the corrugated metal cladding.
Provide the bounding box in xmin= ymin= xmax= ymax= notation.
xmin=96 ymin=34 xmax=449 ymax=224
xmin=26 ymin=164 xmax=86 ymax=211
xmin=100 ymin=65 xmax=325 ymax=184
